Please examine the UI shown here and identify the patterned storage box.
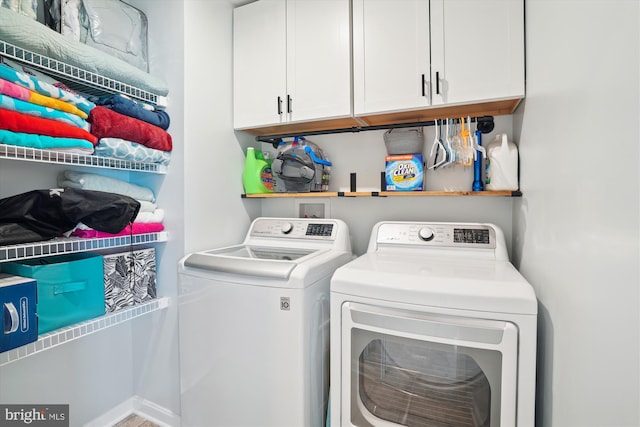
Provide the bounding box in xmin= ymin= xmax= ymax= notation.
xmin=102 ymin=247 xmax=156 ymax=313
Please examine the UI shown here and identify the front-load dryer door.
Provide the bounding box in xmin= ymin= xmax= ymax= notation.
xmin=341 ymin=302 xmax=518 ymax=427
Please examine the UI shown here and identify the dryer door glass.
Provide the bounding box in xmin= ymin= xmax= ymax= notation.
xmin=342 ymin=303 xmax=518 ymax=427
xmin=357 ymin=335 xmax=495 ymax=427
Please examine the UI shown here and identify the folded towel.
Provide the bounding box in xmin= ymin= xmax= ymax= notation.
xmin=58 ymin=170 xmax=156 ymax=202
xmin=89 ymin=106 xmax=172 ymax=152
xmin=0 ymin=93 xmax=90 ymax=130
xmin=0 ymin=129 xmax=94 ymax=153
xmin=0 ymin=107 xmax=97 ymax=144
xmin=70 ymin=222 xmax=164 ymax=238
xmin=0 ymin=76 xmax=28 ymax=99
xmin=0 ymin=78 xmax=89 ymax=119
xmin=97 ymin=94 xmax=170 ymax=130
xmin=94 ymin=137 xmax=171 ymax=166
xmin=137 ymin=200 xmax=157 ymax=213
xmin=0 ymin=59 xmax=95 ymax=115
xmin=135 ymin=209 xmax=165 ymax=224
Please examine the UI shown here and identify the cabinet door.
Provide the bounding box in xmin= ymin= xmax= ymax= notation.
xmin=286 ymin=0 xmax=351 ymax=123
xmin=353 ymin=0 xmax=431 ymax=115
xmin=430 ymin=0 xmax=525 ymax=106
xmin=233 ymin=0 xmax=287 ymax=129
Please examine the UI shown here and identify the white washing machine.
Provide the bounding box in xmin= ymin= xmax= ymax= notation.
xmin=178 ymin=217 xmax=352 ymax=427
xmin=330 ymin=222 xmax=537 ymax=427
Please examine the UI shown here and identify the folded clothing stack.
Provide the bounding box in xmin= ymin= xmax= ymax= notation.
xmin=57 ymin=170 xmax=165 ymax=238
xmin=0 ymin=57 xmax=97 ymax=153
xmin=0 ymin=187 xmax=140 ymax=246
xmin=0 ymin=11 xmax=174 ymax=166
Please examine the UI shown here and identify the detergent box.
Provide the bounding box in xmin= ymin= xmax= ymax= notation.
xmin=385 ymin=154 xmax=424 ymax=191
xmin=0 ymin=274 xmax=37 ymax=353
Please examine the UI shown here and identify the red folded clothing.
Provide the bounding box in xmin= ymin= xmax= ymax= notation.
xmin=89 ymin=106 xmax=172 ymax=152
xmin=0 ymin=107 xmax=97 ymax=144
xmin=70 ymin=222 xmax=165 ymax=238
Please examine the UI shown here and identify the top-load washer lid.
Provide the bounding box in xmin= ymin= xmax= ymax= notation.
xmin=331 ymin=221 xmax=537 ymax=315
xmin=181 ymin=217 xmax=353 ymax=283
xmin=183 ymin=245 xmax=321 ymax=280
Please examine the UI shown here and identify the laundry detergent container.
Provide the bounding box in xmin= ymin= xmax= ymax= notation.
xmin=2 ymin=253 xmax=105 ymax=335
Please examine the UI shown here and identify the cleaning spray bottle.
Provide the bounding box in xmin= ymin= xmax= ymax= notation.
xmin=485 ymin=134 xmax=519 ymax=191
xmin=242 ymin=147 xmax=274 ymax=194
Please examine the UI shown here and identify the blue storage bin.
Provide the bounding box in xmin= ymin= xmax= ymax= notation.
xmin=2 ymin=253 xmax=105 ymax=335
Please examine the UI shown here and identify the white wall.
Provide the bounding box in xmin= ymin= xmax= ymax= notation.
xmin=261 ymin=117 xmax=517 ymax=256
xmin=513 ymin=1 xmax=640 ymax=426
xmin=126 ymin=0 xmax=185 ymax=420
xmin=185 ymin=1 xmax=640 ymax=425
xmin=184 ymin=1 xmax=257 ymax=254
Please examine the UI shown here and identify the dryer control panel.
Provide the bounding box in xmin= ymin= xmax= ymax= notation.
xmin=374 ymin=222 xmax=497 ymax=250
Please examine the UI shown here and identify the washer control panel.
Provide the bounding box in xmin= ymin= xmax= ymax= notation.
xmin=376 ymin=222 xmax=496 ymax=249
xmin=250 ymin=218 xmax=336 ymax=240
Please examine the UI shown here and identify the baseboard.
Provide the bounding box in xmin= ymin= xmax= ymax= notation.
xmin=83 ymin=396 xmax=180 ymax=427
xmin=131 ymin=396 xmax=180 ymax=427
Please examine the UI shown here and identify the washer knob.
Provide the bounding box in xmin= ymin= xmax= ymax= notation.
xmin=418 ymin=227 xmax=435 ymax=241
xmin=281 ymin=222 xmax=294 ymax=234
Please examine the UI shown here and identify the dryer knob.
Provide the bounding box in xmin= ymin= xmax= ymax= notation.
xmin=418 ymin=227 xmax=435 ymax=241
xmin=281 ymin=222 xmax=294 ymax=234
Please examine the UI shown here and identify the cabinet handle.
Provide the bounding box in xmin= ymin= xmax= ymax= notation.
xmin=421 ymin=74 xmax=426 ymax=97
xmin=287 ymin=95 xmax=292 ymax=113
xmin=436 ymin=71 xmax=440 ymax=95
xmin=277 ymin=96 xmax=283 ymax=115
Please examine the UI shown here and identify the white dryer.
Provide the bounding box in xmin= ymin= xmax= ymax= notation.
xmin=178 ymin=217 xmax=352 ymax=427
xmin=330 ymin=222 xmax=537 ymax=427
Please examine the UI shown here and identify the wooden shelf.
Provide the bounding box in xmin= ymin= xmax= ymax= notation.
xmin=242 ymin=190 xmax=521 ymax=198
xmin=237 ymin=98 xmax=522 ymax=137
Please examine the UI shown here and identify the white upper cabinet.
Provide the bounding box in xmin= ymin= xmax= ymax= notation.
xmin=430 ymin=0 xmax=525 ymax=106
xmin=233 ymin=0 xmax=351 ymax=130
xmin=353 ymin=0 xmax=431 ymax=115
xmin=233 ymin=1 xmax=287 ymax=129
xmin=353 ymin=0 xmax=524 ymax=116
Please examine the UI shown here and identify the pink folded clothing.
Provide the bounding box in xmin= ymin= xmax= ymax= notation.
xmin=0 ymin=77 xmax=29 ymax=99
xmin=71 ymin=222 xmax=165 ymax=238
xmin=0 ymin=107 xmax=97 ymax=144
xmin=89 ymin=106 xmax=172 ymax=152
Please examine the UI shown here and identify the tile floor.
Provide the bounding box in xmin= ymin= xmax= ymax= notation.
xmin=112 ymin=414 xmax=160 ymax=427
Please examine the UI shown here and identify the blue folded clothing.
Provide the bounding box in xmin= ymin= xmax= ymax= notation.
xmin=96 ymin=94 xmax=170 ymax=130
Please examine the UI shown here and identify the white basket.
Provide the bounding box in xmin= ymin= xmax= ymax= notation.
xmin=383 ymin=127 xmax=425 ymax=154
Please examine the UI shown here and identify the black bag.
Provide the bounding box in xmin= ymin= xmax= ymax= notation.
xmin=0 ymin=188 xmax=140 ymax=245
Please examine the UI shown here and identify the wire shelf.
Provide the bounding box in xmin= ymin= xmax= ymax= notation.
xmin=0 ymin=144 xmax=168 ymax=173
xmin=0 ymin=297 xmax=170 ymax=366
xmin=0 ymin=40 xmax=167 ymax=107
xmin=0 ymin=232 xmax=169 ymax=263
